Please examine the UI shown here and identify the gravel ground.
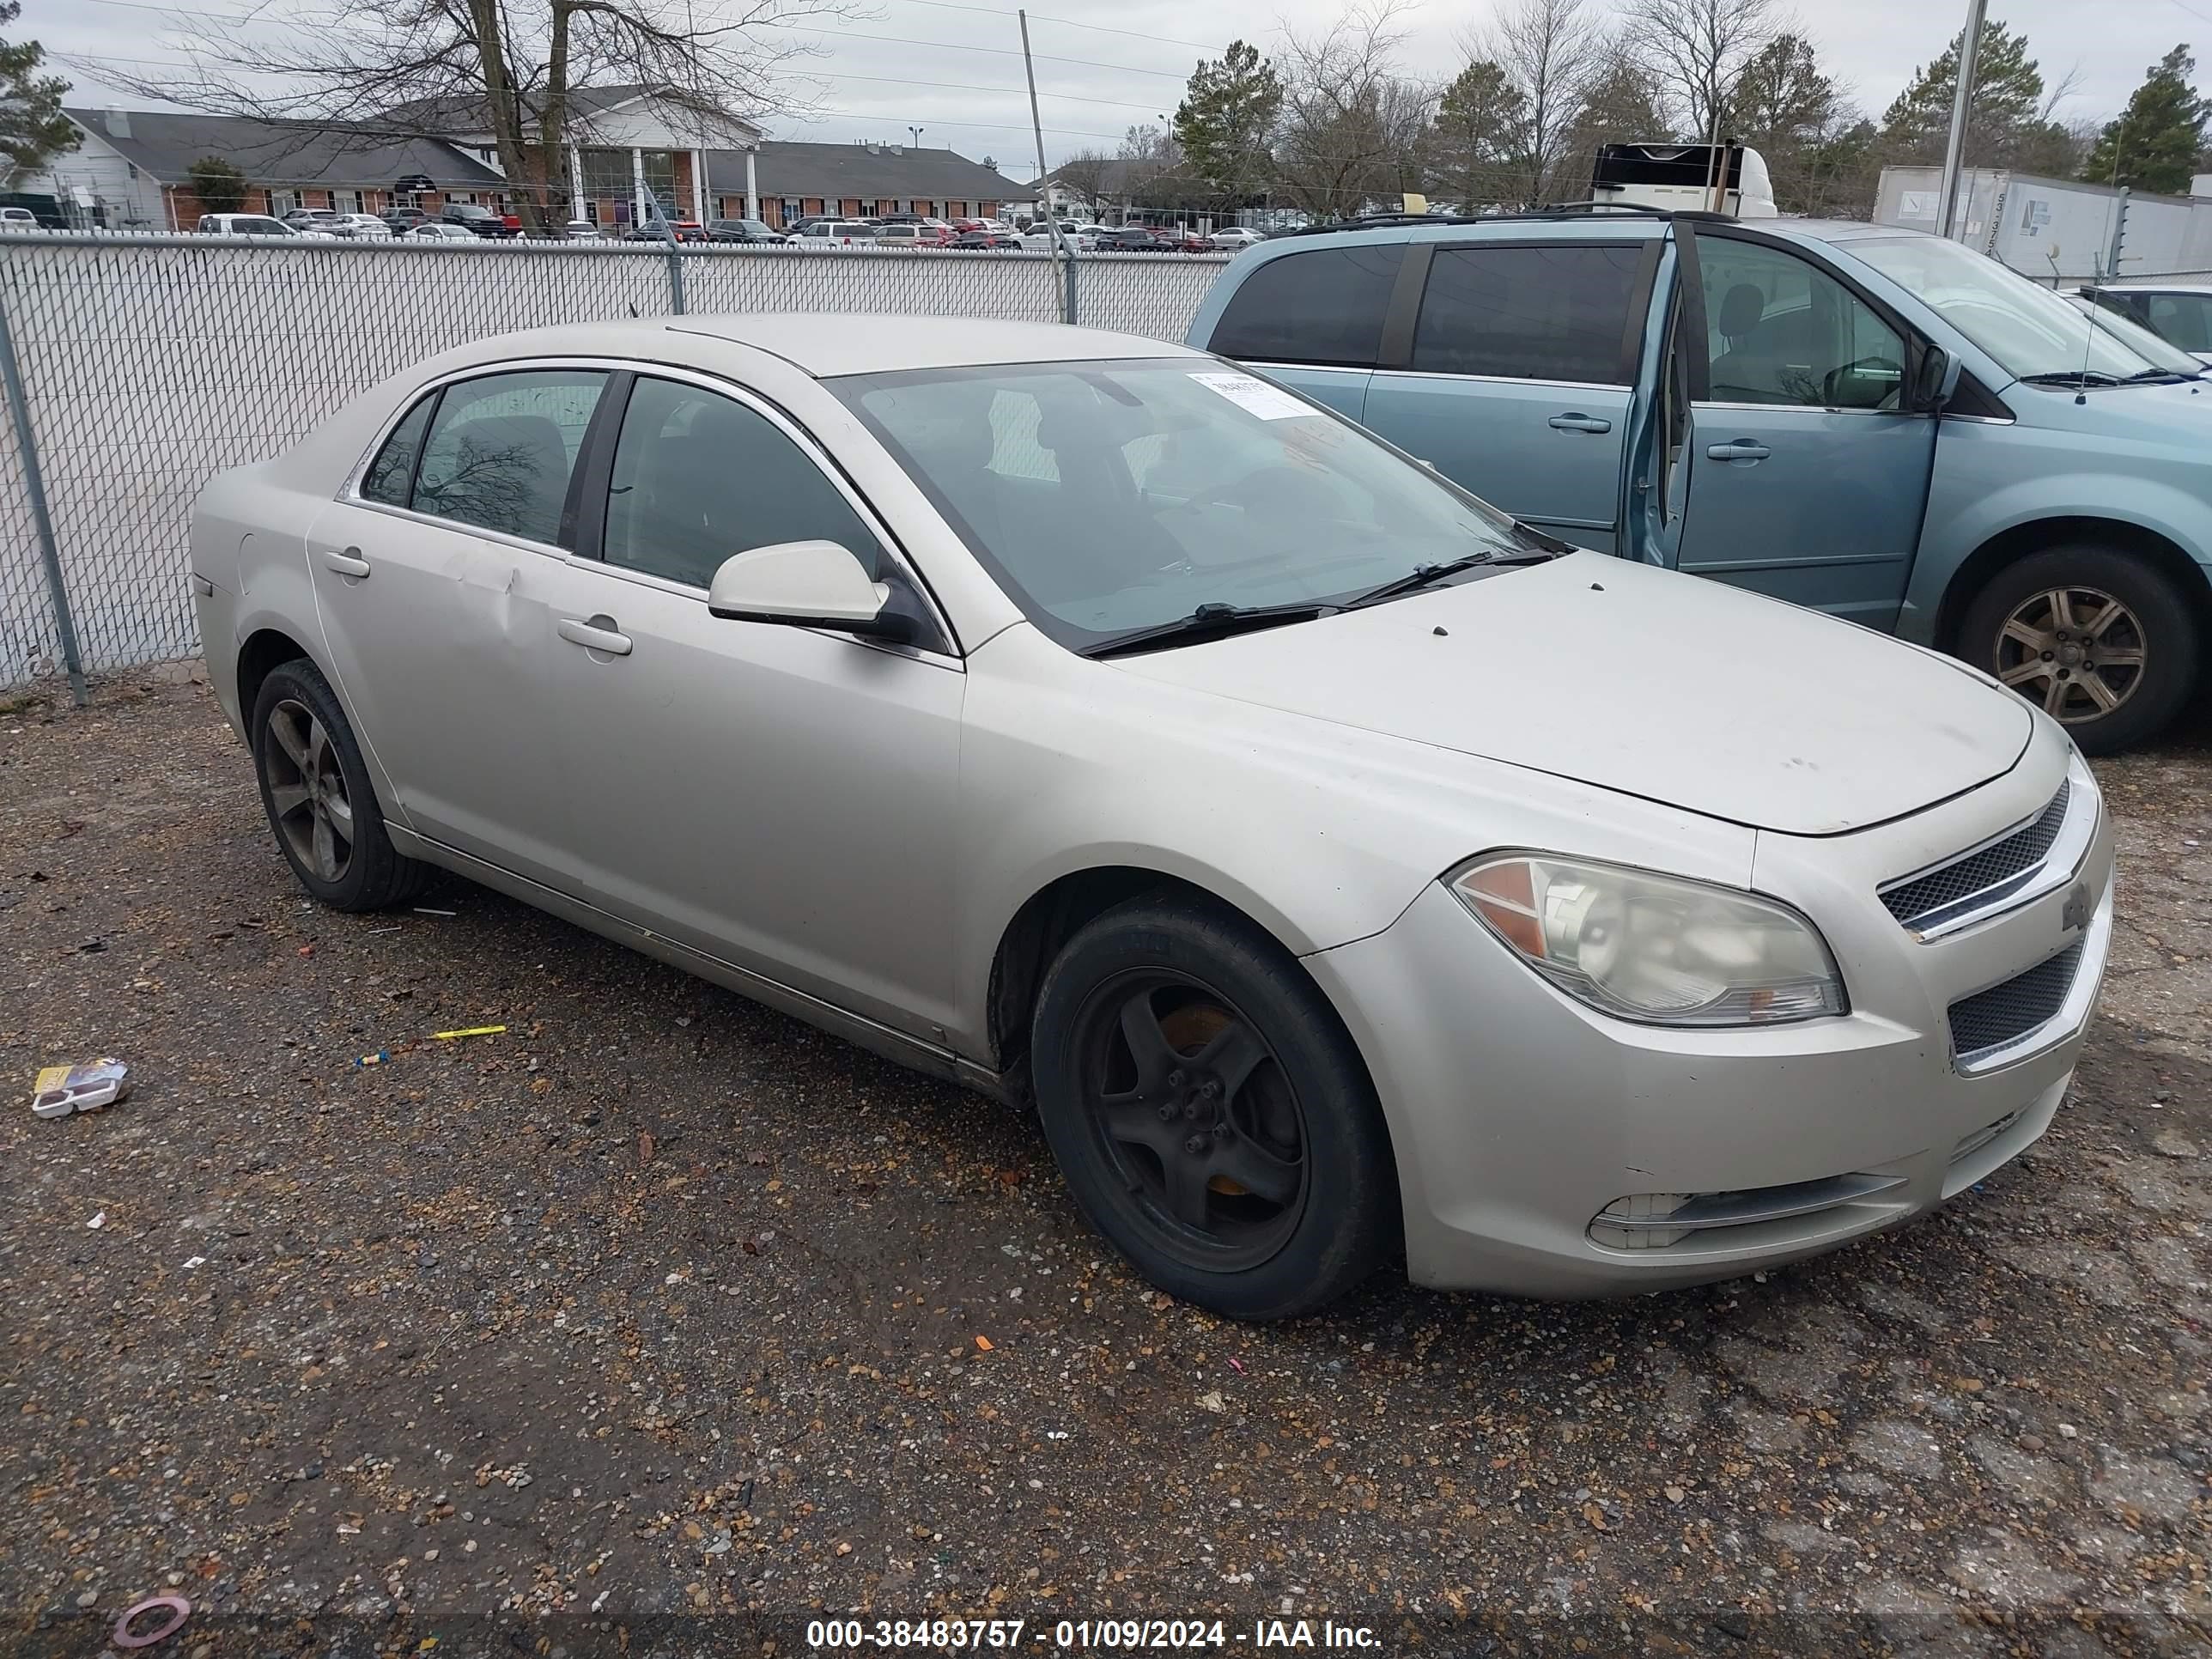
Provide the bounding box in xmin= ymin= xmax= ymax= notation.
xmin=2 ymin=677 xmax=2208 ymax=1658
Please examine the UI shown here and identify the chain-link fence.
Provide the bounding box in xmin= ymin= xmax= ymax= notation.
xmin=0 ymin=233 xmax=1230 ymax=690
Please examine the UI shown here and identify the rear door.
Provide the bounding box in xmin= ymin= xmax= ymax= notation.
xmin=1200 ymin=241 xmax=1406 ymax=422
xmin=1668 ymin=225 xmax=1936 ymax=628
xmin=304 ymin=365 xmax=609 ymax=884
xmin=1359 ymin=239 xmax=1656 ymax=554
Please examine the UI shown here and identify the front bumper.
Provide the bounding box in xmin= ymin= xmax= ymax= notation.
xmin=1304 ymin=757 xmax=2115 ymax=1298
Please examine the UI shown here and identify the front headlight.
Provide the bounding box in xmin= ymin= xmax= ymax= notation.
xmin=1448 ymin=854 xmax=1847 ymax=1026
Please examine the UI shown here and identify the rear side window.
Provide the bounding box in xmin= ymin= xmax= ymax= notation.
xmin=1209 ymin=245 xmax=1406 ymax=368
xmin=1412 ymin=245 xmax=1644 ymax=383
xmin=410 ymin=369 xmax=607 ymax=545
xmin=361 ymin=396 xmax=434 ymax=506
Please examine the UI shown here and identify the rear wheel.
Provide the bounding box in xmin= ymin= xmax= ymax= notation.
xmin=1958 ymin=544 xmax=2201 ymax=754
xmin=250 ymin=659 xmax=427 ymax=911
xmin=1031 ymin=894 xmax=1396 ymax=1319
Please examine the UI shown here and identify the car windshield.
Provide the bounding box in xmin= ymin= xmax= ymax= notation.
xmin=833 ymin=357 xmax=1534 ymax=651
xmin=1848 ymin=234 xmax=2197 ymax=380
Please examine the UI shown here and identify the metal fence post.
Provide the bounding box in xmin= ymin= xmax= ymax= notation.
xmin=0 ymin=285 xmax=87 ymax=706
xmin=1064 ymin=254 xmax=1079 ymax=325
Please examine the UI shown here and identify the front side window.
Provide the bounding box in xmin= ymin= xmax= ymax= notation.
xmin=2146 ymin=292 xmax=2212 ymax=355
xmin=411 ymin=369 xmax=607 ymax=544
xmin=1207 ymin=245 xmax=1407 ymax=368
xmin=1411 ymin=244 xmax=1645 ymax=383
xmin=602 ymin=377 xmax=883 ymax=589
xmin=1695 ymin=236 xmax=1906 ymax=409
xmin=837 ymin=358 xmax=1528 ymax=650
xmin=362 ymin=395 xmax=435 ymax=506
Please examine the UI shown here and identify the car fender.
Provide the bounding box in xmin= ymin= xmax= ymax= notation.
xmin=949 ymin=623 xmax=1757 ymax=1062
xmin=1907 ymin=440 xmax=2212 ymax=643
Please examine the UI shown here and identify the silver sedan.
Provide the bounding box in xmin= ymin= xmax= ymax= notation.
xmin=189 ymin=316 xmax=2114 ymax=1317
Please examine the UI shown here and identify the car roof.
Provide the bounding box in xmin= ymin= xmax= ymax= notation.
xmin=2085 ymin=280 xmax=2212 ymax=295
xmin=665 ymin=314 xmax=1200 ymax=376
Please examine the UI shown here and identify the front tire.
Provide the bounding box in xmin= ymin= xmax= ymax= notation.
xmin=249 ymin=659 xmax=427 ymax=911
xmin=1958 ymin=545 xmax=2201 ymax=754
xmin=1030 ymin=893 xmax=1397 ymax=1319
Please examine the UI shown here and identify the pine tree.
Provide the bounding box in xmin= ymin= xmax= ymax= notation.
xmin=1174 ymin=40 xmax=1284 ymax=211
xmin=1730 ymin=33 xmax=1858 ymax=215
xmin=1880 ymin=20 xmax=2067 ymax=171
xmin=0 ymin=1 xmax=76 ymax=175
xmin=2081 ymin=46 xmax=2208 ymax=194
xmin=1429 ymin=61 xmax=1528 ymax=210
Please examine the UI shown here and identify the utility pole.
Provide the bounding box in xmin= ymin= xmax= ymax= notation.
xmin=1936 ymin=0 xmax=1988 ymax=240
xmin=1018 ymin=7 xmax=1073 ymax=305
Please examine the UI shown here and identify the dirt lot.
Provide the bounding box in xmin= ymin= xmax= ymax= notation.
xmin=2 ymin=678 xmax=2208 ymax=1658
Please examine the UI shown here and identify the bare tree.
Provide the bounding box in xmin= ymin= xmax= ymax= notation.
xmin=1272 ymin=0 xmax=1433 ymax=221
xmin=1458 ymin=0 xmax=1606 ymax=205
xmin=1048 ymin=149 xmax=1117 ymax=216
xmin=1623 ymin=0 xmax=1786 ymax=142
xmin=82 ymin=0 xmax=851 ymax=231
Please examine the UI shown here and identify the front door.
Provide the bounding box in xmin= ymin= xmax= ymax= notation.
xmin=534 ymin=371 xmax=966 ymax=1042
xmin=1360 ymin=240 xmax=1653 ymax=552
xmin=305 ymin=366 xmax=609 ymax=883
xmin=1669 ymin=229 xmax=1936 ymax=629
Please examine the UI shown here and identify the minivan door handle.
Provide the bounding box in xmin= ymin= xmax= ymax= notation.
xmin=557 ymin=615 xmax=633 ymax=656
xmin=321 ymin=546 xmax=371 ymax=578
xmin=1706 ymin=439 xmax=1772 ymax=464
xmin=1547 ymin=412 xmax=1613 ymax=434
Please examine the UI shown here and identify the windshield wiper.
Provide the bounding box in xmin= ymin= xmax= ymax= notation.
xmin=2016 ymin=369 xmax=2122 ymax=386
xmin=1346 ymin=545 xmax=1557 ymax=609
xmin=2121 ymin=366 xmax=2198 ymax=383
xmin=1080 ymin=599 xmax=1335 ymax=659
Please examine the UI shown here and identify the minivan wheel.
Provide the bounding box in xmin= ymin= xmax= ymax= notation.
xmin=249 ymin=659 xmax=427 ymax=911
xmin=1031 ymin=894 xmax=1397 ymax=1319
xmin=1959 ymin=545 xmax=2200 ymax=755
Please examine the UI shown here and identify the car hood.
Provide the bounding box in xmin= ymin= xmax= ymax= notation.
xmin=1110 ymin=552 xmax=2032 ymax=836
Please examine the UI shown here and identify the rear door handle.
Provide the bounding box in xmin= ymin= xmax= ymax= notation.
xmin=1706 ymin=439 xmax=1771 ymax=463
xmin=557 ymin=615 xmax=633 ymax=656
xmin=321 ymin=547 xmax=371 ymax=578
xmin=1547 ymin=412 xmax=1613 ymax=434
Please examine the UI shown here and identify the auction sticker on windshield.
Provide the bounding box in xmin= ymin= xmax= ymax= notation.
xmin=1188 ymin=371 xmax=1314 ymax=420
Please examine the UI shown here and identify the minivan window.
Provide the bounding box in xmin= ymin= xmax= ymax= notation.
xmin=2145 ymin=292 xmax=2212 ymax=355
xmin=1209 ymin=245 xmax=1407 ymax=368
xmin=1695 ymin=236 xmax=1905 ymax=409
xmin=1411 ymin=245 xmax=1644 ymax=384
xmin=1849 ymin=235 xmax=2192 ymax=380
xmin=410 ymin=369 xmax=607 ymax=545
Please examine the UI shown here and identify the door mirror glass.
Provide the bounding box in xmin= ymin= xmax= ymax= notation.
xmin=708 ymin=540 xmax=910 ymax=639
xmin=1910 ymin=344 xmax=1960 ymax=410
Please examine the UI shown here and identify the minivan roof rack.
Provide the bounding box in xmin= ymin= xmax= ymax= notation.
xmin=1277 ymin=201 xmax=1728 ymax=238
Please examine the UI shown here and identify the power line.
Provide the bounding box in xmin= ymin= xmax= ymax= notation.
xmin=62 ymin=0 xmax=1195 ymax=80
xmin=887 ymin=0 xmax=1224 ymax=56
xmin=802 ymin=68 xmax=1163 ymax=113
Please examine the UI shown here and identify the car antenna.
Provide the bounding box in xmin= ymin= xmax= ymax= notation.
xmin=628 ymin=301 xmax=640 ymax=318
xmin=2054 ymin=243 xmax=2105 ymax=405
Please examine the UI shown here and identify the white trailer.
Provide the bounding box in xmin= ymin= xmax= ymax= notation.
xmin=1875 ymin=164 xmax=2212 ymax=282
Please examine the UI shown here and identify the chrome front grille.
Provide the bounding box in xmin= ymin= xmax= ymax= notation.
xmin=1881 ymin=781 xmax=2070 ymax=934
xmin=1948 ymin=941 xmax=2086 ymax=1069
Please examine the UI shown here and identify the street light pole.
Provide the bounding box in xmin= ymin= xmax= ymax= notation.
xmin=908 ymin=125 xmax=925 ymax=149
xmin=1936 ymin=0 xmax=1988 ymax=241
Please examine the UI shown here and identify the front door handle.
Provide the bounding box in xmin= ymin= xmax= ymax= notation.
xmin=557 ymin=615 xmax=633 ymax=656
xmin=1706 ymin=439 xmax=1771 ymax=464
xmin=1547 ymin=412 xmax=1613 ymax=434
xmin=321 ymin=546 xmax=371 ymax=578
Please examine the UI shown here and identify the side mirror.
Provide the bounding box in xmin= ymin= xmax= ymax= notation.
xmin=1911 ymin=344 xmax=1962 ymax=411
xmin=707 ymin=540 xmax=917 ymax=642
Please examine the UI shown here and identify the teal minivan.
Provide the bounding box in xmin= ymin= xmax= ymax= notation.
xmin=1187 ymin=211 xmax=2212 ymax=751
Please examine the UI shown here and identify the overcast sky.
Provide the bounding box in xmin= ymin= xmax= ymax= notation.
xmin=31 ymin=0 xmax=2212 ymax=177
